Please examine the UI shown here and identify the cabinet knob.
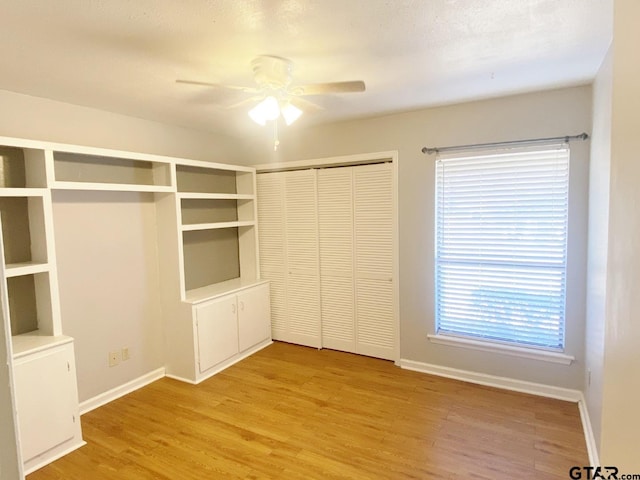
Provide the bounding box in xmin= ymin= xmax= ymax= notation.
xmin=240 ymin=301 xmax=244 ymax=311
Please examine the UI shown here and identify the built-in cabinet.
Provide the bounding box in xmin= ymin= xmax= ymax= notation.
xmin=257 ymin=161 xmax=397 ymax=361
xmin=0 ymin=143 xmax=84 ymax=475
xmin=154 ymin=158 xmax=270 ymax=384
xmin=195 ymin=283 xmax=271 ymax=374
xmin=0 ymin=136 xmax=271 ymax=475
xmin=13 ymin=339 xmax=81 ymax=471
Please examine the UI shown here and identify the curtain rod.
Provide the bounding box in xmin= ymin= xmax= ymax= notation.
xmin=421 ymin=132 xmax=589 ymax=155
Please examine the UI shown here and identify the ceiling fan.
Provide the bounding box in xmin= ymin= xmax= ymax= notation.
xmin=176 ymin=55 xmax=366 ymax=127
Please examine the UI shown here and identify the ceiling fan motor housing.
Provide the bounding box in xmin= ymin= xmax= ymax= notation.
xmin=251 ymin=55 xmax=293 ymax=90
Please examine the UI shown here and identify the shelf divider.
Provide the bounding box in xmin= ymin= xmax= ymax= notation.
xmin=181 ymin=220 xmax=255 ymax=232
xmin=5 ymin=262 xmax=49 ymax=278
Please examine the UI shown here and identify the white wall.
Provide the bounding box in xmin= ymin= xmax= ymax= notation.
xmin=0 ymin=89 xmax=239 ymax=163
xmin=51 ymin=191 xmax=163 ymax=403
xmin=599 ymin=0 xmax=640 ymax=469
xmin=585 ymin=46 xmax=612 ymax=452
xmin=245 ymin=86 xmax=591 ymax=390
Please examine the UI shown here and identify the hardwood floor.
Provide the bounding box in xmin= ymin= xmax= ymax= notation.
xmin=28 ymin=342 xmax=588 ymax=479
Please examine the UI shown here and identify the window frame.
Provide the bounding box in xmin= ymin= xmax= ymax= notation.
xmin=431 ymin=143 xmax=575 ymax=364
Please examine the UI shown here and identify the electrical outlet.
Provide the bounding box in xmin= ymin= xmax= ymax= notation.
xmin=122 ymin=347 xmax=130 ymax=361
xmin=109 ymin=350 xmax=120 ymax=367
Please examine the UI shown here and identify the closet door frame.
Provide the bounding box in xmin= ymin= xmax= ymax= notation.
xmin=256 ymin=151 xmax=399 ymax=363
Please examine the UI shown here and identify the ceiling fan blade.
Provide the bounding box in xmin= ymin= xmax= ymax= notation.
xmin=290 ymin=80 xmax=366 ymax=96
xmin=290 ymin=96 xmax=324 ymax=113
xmin=225 ymin=95 xmax=264 ymax=110
xmin=176 ymin=79 xmax=259 ymax=93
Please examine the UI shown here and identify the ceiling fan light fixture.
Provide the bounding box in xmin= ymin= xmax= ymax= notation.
xmin=281 ymin=102 xmax=303 ymax=125
xmin=248 ymin=95 xmax=280 ymax=125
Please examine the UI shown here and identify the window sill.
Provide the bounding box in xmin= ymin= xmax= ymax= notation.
xmin=427 ymin=334 xmax=574 ymax=365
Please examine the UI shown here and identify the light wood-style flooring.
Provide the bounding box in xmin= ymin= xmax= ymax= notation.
xmin=28 ymin=342 xmax=588 ymax=479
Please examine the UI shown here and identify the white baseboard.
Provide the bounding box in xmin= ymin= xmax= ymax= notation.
xmin=399 ymin=358 xmax=582 ymax=402
xmin=79 ymin=367 xmax=165 ymax=415
xmin=24 ymin=440 xmax=87 ymax=475
xmin=578 ymin=394 xmax=600 ymax=467
xmin=194 ymin=340 xmax=273 ymax=384
xmin=164 ymin=373 xmax=197 ymax=384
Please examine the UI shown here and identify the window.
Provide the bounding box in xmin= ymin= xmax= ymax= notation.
xmin=434 ymin=144 xmax=569 ymax=351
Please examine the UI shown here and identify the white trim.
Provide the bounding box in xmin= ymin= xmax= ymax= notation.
xmin=181 ymin=220 xmax=255 ymax=231
xmin=0 ymin=135 xmax=252 ymax=172
xmin=51 ymin=181 xmax=174 ymax=193
xmin=194 ymin=340 xmax=273 ymax=384
xmin=23 ymin=440 xmax=87 ymax=476
xmin=79 ymin=367 xmax=165 ymax=415
xmin=399 ymin=358 xmax=582 ymax=402
xmin=254 ymin=150 xmax=397 ymax=172
xmin=427 ymin=334 xmax=575 ymax=365
xmin=391 ymin=152 xmax=400 ymax=364
xmin=164 ymin=373 xmax=197 ymax=385
xmin=177 ymin=192 xmax=255 ymax=200
xmin=578 ymin=393 xmax=600 ymax=467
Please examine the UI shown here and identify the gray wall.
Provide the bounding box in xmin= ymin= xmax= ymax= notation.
xmin=0 ymin=89 xmax=239 ymax=163
xmin=244 ymin=86 xmax=591 ymax=390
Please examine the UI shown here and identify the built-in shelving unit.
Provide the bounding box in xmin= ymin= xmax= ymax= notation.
xmin=0 ymin=135 xmax=271 ymax=472
xmin=0 ymin=140 xmax=84 ymax=475
xmin=52 ymin=152 xmax=173 ymax=192
xmin=172 ymin=161 xmax=258 ymax=298
xmin=157 ymin=159 xmax=269 ymax=384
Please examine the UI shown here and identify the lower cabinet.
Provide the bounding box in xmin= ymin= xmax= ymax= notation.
xmin=13 ymin=339 xmax=84 ymax=474
xmin=194 ymin=282 xmax=271 ymax=376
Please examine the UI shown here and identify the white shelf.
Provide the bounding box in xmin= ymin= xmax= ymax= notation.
xmin=0 ymin=188 xmax=47 ymax=197
xmin=181 ymin=220 xmax=255 ymax=232
xmin=51 ymin=181 xmax=174 ymax=193
xmin=12 ymin=332 xmax=73 ymax=359
xmin=177 ymin=192 xmax=254 ymax=200
xmin=5 ymin=261 xmax=49 ymax=278
xmin=184 ymin=278 xmax=268 ymax=304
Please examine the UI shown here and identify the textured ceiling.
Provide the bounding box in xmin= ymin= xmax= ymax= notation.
xmin=0 ymin=1 xmax=612 ymax=138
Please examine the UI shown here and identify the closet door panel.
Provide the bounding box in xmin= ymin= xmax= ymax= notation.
xmin=257 ymin=173 xmax=288 ymax=340
xmin=355 ymin=278 xmax=395 ymax=360
xmin=320 ymin=275 xmax=355 ymax=351
xmin=317 ymin=168 xmax=355 ymax=351
xmin=354 ymin=164 xmax=394 ymax=280
xmin=286 ymin=273 xmax=321 ymax=347
xmin=354 ymin=163 xmax=395 ymax=360
xmin=284 ymin=170 xmax=321 ymax=347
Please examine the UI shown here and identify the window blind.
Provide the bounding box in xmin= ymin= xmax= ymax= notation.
xmin=434 ymin=145 xmax=570 ymax=350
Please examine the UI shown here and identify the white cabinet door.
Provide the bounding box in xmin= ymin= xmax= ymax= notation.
xmin=196 ymin=296 xmax=239 ymax=373
xmin=237 ymin=283 xmax=271 ymax=352
xmin=13 ymin=344 xmax=77 ymax=462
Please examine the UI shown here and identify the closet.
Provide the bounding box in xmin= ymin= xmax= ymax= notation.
xmin=257 ymin=160 xmax=397 ymax=361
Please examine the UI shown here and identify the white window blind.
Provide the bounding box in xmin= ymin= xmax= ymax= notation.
xmin=434 ymin=144 xmax=570 ymax=350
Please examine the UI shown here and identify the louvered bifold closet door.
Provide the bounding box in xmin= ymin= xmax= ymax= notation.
xmin=283 ymin=170 xmax=321 ymax=347
xmin=257 ymin=172 xmax=288 ymax=340
xmin=353 ymin=163 xmax=395 ymax=360
xmin=317 ymin=167 xmax=356 ymax=352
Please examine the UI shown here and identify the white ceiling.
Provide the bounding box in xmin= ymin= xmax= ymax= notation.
xmin=0 ymin=0 xmax=612 ymax=138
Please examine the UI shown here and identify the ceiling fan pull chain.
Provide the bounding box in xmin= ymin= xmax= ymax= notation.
xmin=273 ymin=120 xmax=280 ymax=152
